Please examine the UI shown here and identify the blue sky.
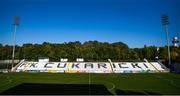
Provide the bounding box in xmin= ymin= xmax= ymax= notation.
xmin=0 ymin=0 xmax=180 ymax=48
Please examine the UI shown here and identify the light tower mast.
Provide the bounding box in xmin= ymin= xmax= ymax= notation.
xmin=161 ymin=15 xmax=171 ymax=67
xmin=11 ymin=16 xmax=20 ymax=71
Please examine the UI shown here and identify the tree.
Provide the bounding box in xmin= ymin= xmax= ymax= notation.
xmin=1 ymin=41 xmax=179 ymax=62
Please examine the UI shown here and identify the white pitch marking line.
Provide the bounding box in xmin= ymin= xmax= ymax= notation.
xmin=109 ymin=82 xmax=116 ymax=91
xmin=90 ymin=80 xmax=115 ymax=91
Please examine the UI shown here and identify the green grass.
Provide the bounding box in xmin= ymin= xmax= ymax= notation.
xmin=0 ymin=72 xmax=180 ymax=95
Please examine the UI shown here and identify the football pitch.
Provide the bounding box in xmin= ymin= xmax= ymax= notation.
xmin=0 ymin=73 xmax=180 ymax=95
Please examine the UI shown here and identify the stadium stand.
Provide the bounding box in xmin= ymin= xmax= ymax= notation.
xmin=13 ymin=58 xmax=169 ymax=73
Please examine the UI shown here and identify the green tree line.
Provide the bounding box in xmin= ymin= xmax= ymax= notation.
xmin=0 ymin=41 xmax=179 ymax=62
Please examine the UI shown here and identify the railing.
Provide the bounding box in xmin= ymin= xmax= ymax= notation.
xmin=0 ymin=60 xmax=20 ymax=64
xmin=157 ymin=60 xmax=170 ymax=72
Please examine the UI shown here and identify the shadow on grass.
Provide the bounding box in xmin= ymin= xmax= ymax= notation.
xmin=1 ymin=83 xmax=162 ymax=95
xmin=1 ymin=83 xmax=112 ymax=95
xmin=115 ymin=89 xmax=161 ymax=95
